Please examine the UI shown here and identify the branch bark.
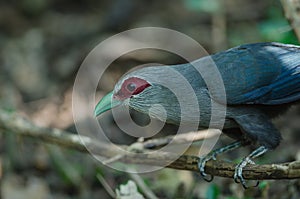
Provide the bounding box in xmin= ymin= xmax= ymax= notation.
xmin=1 ymin=110 xmax=300 ymax=180
xmin=281 ymin=0 xmax=300 ymax=41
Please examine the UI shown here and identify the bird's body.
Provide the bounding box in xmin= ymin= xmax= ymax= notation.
xmin=118 ymin=42 xmax=300 ymax=148
xmin=95 ymin=42 xmax=300 ymax=188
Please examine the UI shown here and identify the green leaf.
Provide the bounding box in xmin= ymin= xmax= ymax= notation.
xmin=206 ymin=184 xmax=220 ymax=199
xmin=258 ymin=181 xmax=268 ymax=189
xmin=184 ymin=0 xmax=220 ymax=13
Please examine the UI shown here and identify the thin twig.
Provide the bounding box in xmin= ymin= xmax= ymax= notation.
xmin=127 ymin=169 xmax=159 ymax=199
xmin=142 ymin=129 xmax=220 ymax=149
xmin=96 ymin=174 xmax=117 ymax=198
xmin=102 ymin=154 xmax=124 ymax=165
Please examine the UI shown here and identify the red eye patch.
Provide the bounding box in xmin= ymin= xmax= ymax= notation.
xmin=114 ymin=77 xmax=150 ymax=100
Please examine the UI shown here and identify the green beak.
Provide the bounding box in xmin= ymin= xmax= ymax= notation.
xmin=94 ymin=91 xmax=122 ymax=117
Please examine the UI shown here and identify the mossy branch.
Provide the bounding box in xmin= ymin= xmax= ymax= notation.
xmin=0 ymin=110 xmax=300 ymax=180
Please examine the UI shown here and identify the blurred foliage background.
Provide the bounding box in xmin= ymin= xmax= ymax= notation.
xmin=0 ymin=0 xmax=300 ymax=198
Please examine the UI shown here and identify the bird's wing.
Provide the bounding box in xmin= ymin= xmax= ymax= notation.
xmin=208 ymin=43 xmax=300 ymax=105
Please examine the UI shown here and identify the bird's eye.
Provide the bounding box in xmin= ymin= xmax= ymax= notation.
xmin=126 ymin=83 xmax=136 ymax=92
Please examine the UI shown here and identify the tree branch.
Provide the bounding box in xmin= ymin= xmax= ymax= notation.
xmin=142 ymin=129 xmax=220 ymax=149
xmin=281 ymin=0 xmax=300 ymax=41
xmin=1 ymin=110 xmax=300 ymax=180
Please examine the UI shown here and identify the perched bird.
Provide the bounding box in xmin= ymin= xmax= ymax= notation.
xmin=95 ymin=42 xmax=300 ymax=188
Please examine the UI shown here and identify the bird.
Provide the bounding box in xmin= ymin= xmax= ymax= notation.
xmin=94 ymin=42 xmax=300 ymax=188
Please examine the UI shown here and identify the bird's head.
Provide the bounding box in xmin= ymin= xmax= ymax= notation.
xmin=94 ymin=74 xmax=151 ymax=116
xmin=94 ymin=66 xmax=181 ymax=123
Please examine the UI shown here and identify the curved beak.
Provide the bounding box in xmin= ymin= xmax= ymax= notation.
xmin=94 ymin=91 xmax=122 ymax=117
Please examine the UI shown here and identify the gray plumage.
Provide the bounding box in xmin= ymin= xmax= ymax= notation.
xmin=95 ymin=42 xmax=300 ymax=188
xmin=114 ymin=42 xmax=300 ymax=149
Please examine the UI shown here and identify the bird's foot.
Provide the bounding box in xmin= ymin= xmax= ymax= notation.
xmin=198 ymin=152 xmax=217 ymax=182
xmin=233 ymin=146 xmax=268 ymax=189
xmin=233 ymin=157 xmax=258 ymax=189
xmin=198 ymin=141 xmax=242 ymax=182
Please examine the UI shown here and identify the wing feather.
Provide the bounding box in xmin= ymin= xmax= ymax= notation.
xmin=208 ymin=42 xmax=300 ymax=105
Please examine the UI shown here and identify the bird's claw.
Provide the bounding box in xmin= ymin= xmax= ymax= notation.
xmin=202 ymin=173 xmax=214 ymax=182
xmin=198 ymin=153 xmax=217 ymax=182
xmin=198 ymin=142 xmax=243 ymax=183
xmin=234 ymin=159 xmax=259 ymax=189
xmin=233 ymin=146 xmax=268 ymax=188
